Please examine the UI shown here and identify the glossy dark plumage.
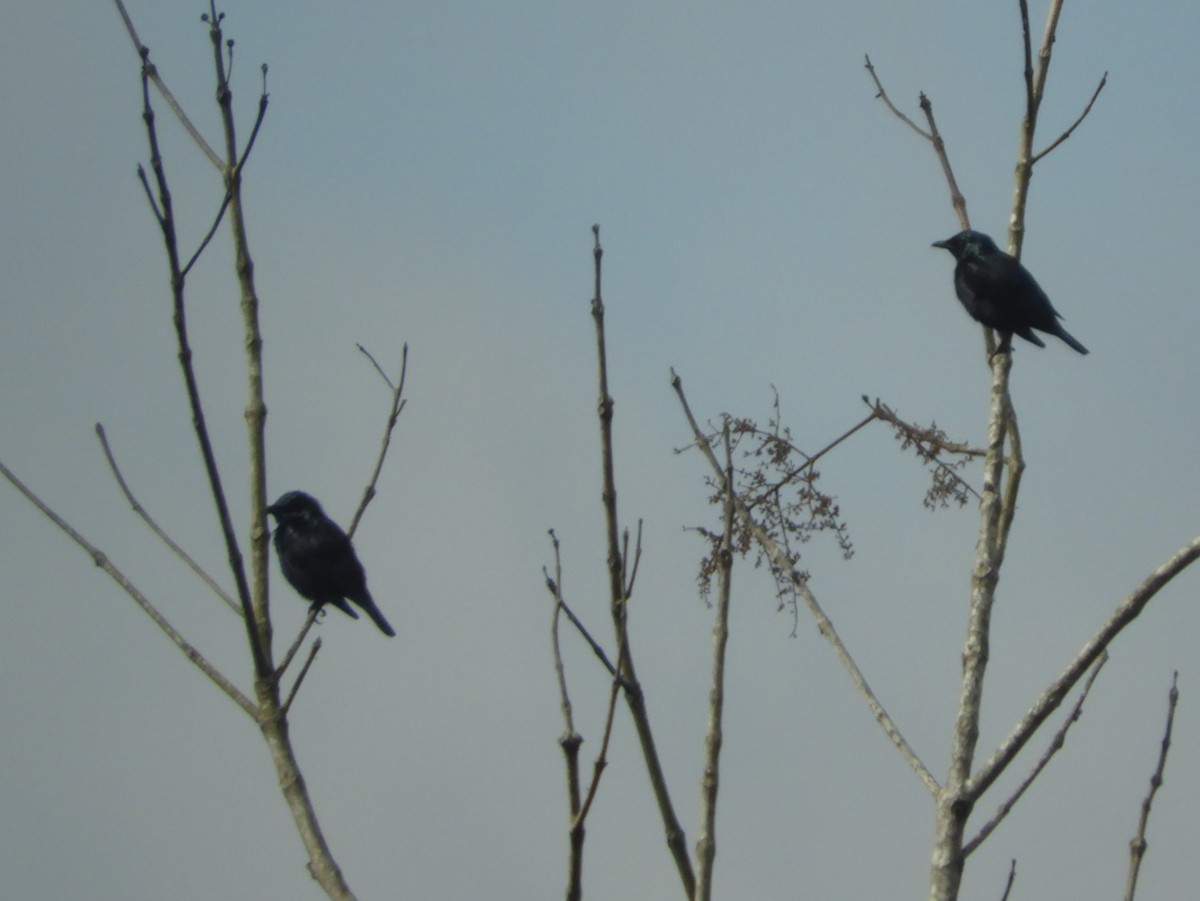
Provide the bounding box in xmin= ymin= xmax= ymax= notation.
xmin=266 ymin=491 xmax=395 ymax=637
xmin=932 ymin=230 xmax=1088 ymax=355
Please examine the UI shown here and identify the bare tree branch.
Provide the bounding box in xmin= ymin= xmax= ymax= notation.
xmin=95 ymin=423 xmax=241 ymax=616
xmin=863 ymin=54 xmax=970 ymax=231
xmin=864 ymin=396 xmax=984 ymax=508
xmin=672 ymin=370 xmax=939 ymax=796
xmin=0 ymin=458 xmax=257 ymax=718
xmin=968 ymin=536 xmax=1200 ymax=801
xmin=281 ymin=637 xmax=322 ymax=717
xmin=547 ymin=531 xmax=577 ymax=733
xmin=180 ymin=67 xmax=270 ymax=279
xmin=573 ymin=680 xmax=621 ymax=833
xmin=1124 ymin=671 xmax=1180 ymax=901
xmin=918 ymin=91 xmax=971 ymax=232
xmin=111 ymin=0 xmax=223 ymax=170
xmin=134 ymin=35 xmax=271 ymax=680
xmin=547 ymin=520 xmax=630 ymax=899
xmin=547 ymin=584 xmax=620 ymax=681
xmin=590 ymin=226 xmax=696 ymax=898
xmin=547 ymin=529 xmax=585 ymax=901
xmin=275 ymin=608 xmax=322 ymax=681
xmin=863 ymin=54 xmax=931 ymax=140
xmin=999 ymin=859 xmax=1017 ymax=901
xmin=1009 ymin=0 xmax=1065 ymax=255
xmin=1032 ymin=72 xmax=1108 ymax=163
xmin=348 ymin=344 xmax=409 ymax=539
xmin=963 ymin=653 xmax=1108 ymax=856
xmin=694 ymin=424 xmax=736 ymax=901
xmin=200 ymin=1 xmax=276 ymax=685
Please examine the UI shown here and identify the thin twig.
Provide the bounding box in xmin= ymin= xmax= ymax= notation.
xmin=544 ymin=576 xmax=620 ymax=681
xmin=865 ymin=398 xmax=985 ymax=457
xmin=348 ymin=344 xmax=409 ymax=539
xmin=999 ymin=859 xmax=1017 ymax=901
xmin=864 ymin=54 xmax=970 ymax=234
xmin=95 ymin=423 xmax=241 ymax=616
xmin=233 ymin=67 xmax=270 ymax=176
xmin=918 ymin=92 xmax=970 ymax=233
xmin=624 ymin=519 xmax=644 ymax=596
xmin=963 ymin=653 xmax=1109 ymax=856
xmin=672 ymin=370 xmax=939 ymax=796
xmin=180 ymin=67 xmax=270 ymax=279
xmin=281 ymin=638 xmax=322 ymax=717
xmin=111 ymin=0 xmax=223 ymax=170
xmin=1032 ymin=72 xmax=1108 ymax=163
xmin=136 ymin=163 xmax=164 ymax=223
xmin=574 ymin=678 xmax=621 ymax=829
xmin=182 ymin=191 xmax=234 ymax=278
xmin=276 ymin=606 xmax=322 ymax=680
xmin=356 ymin=343 xmax=396 ymax=391
xmin=0 ymin=457 xmax=256 ymax=718
xmin=865 ymin=397 xmax=985 ymax=505
xmin=711 ymin=407 xmax=879 ymax=496
xmin=1124 ymin=671 xmax=1180 ymax=901
xmin=547 ymin=531 xmax=577 ymax=735
xmin=863 ymin=55 xmax=932 ymax=139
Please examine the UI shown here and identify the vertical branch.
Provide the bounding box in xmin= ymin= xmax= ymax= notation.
xmin=182 ymin=10 xmax=347 ymax=897
xmin=591 ymin=225 xmax=623 ymax=627
xmin=136 ymin=44 xmax=269 ymax=681
xmin=930 ymin=349 xmax=1011 ymax=901
xmin=932 ymin=8 xmax=1069 ymax=896
xmin=589 ymin=225 xmax=696 ymax=898
xmin=694 ymin=425 xmax=736 ymax=901
xmin=203 ymin=6 xmax=274 ymax=680
xmin=1124 ymin=672 xmax=1180 ymax=901
xmin=1009 ymin=0 xmax=1065 ymax=253
xmin=546 ymin=531 xmax=585 ymax=901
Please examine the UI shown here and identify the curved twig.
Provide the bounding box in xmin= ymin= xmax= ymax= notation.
xmin=0 ymin=457 xmax=256 ymax=718
xmin=96 ymin=423 xmax=241 ymax=616
xmin=1032 ymin=71 xmax=1107 ymax=163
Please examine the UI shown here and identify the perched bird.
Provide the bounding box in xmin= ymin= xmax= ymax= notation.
xmin=932 ymin=229 xmax=1088 ymax=355
xmin=266 ymin=490 xmax=395 ymax=637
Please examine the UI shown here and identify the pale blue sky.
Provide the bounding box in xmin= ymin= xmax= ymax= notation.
xmin=2 ymin=3 xmax=1199 ymax=899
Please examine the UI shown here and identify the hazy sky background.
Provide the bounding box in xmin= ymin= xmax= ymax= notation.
xmin=3 ymin=3 xmax=1199 ymax=899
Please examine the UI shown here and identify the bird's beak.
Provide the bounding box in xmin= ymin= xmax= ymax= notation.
xmin=932 ymin=239 xmax=949 ymax=249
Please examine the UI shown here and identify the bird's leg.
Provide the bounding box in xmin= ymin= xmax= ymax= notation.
xmin=988 ymin=331 xmax=1014 ymax=363
xmin=307 ymin=602 xmax=328 ymax=622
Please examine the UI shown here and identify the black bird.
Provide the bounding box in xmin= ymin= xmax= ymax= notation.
xmin=267 ymin=491 xmax=395 ymax=637
xmin=932 ymin=229 xmax=1088 ymax=355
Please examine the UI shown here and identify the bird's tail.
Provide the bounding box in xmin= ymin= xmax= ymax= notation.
xmin=1056 ymin=326 xmax=1089 ymax=355
xmin=353 ymin=589 xmax=396 ymax=637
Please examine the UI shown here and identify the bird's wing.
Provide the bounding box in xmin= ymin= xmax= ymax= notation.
xmin=988 ymin=255 xmax=1064 ymax=327
xmin=276 ymin=520 xmax=366 ymax=603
